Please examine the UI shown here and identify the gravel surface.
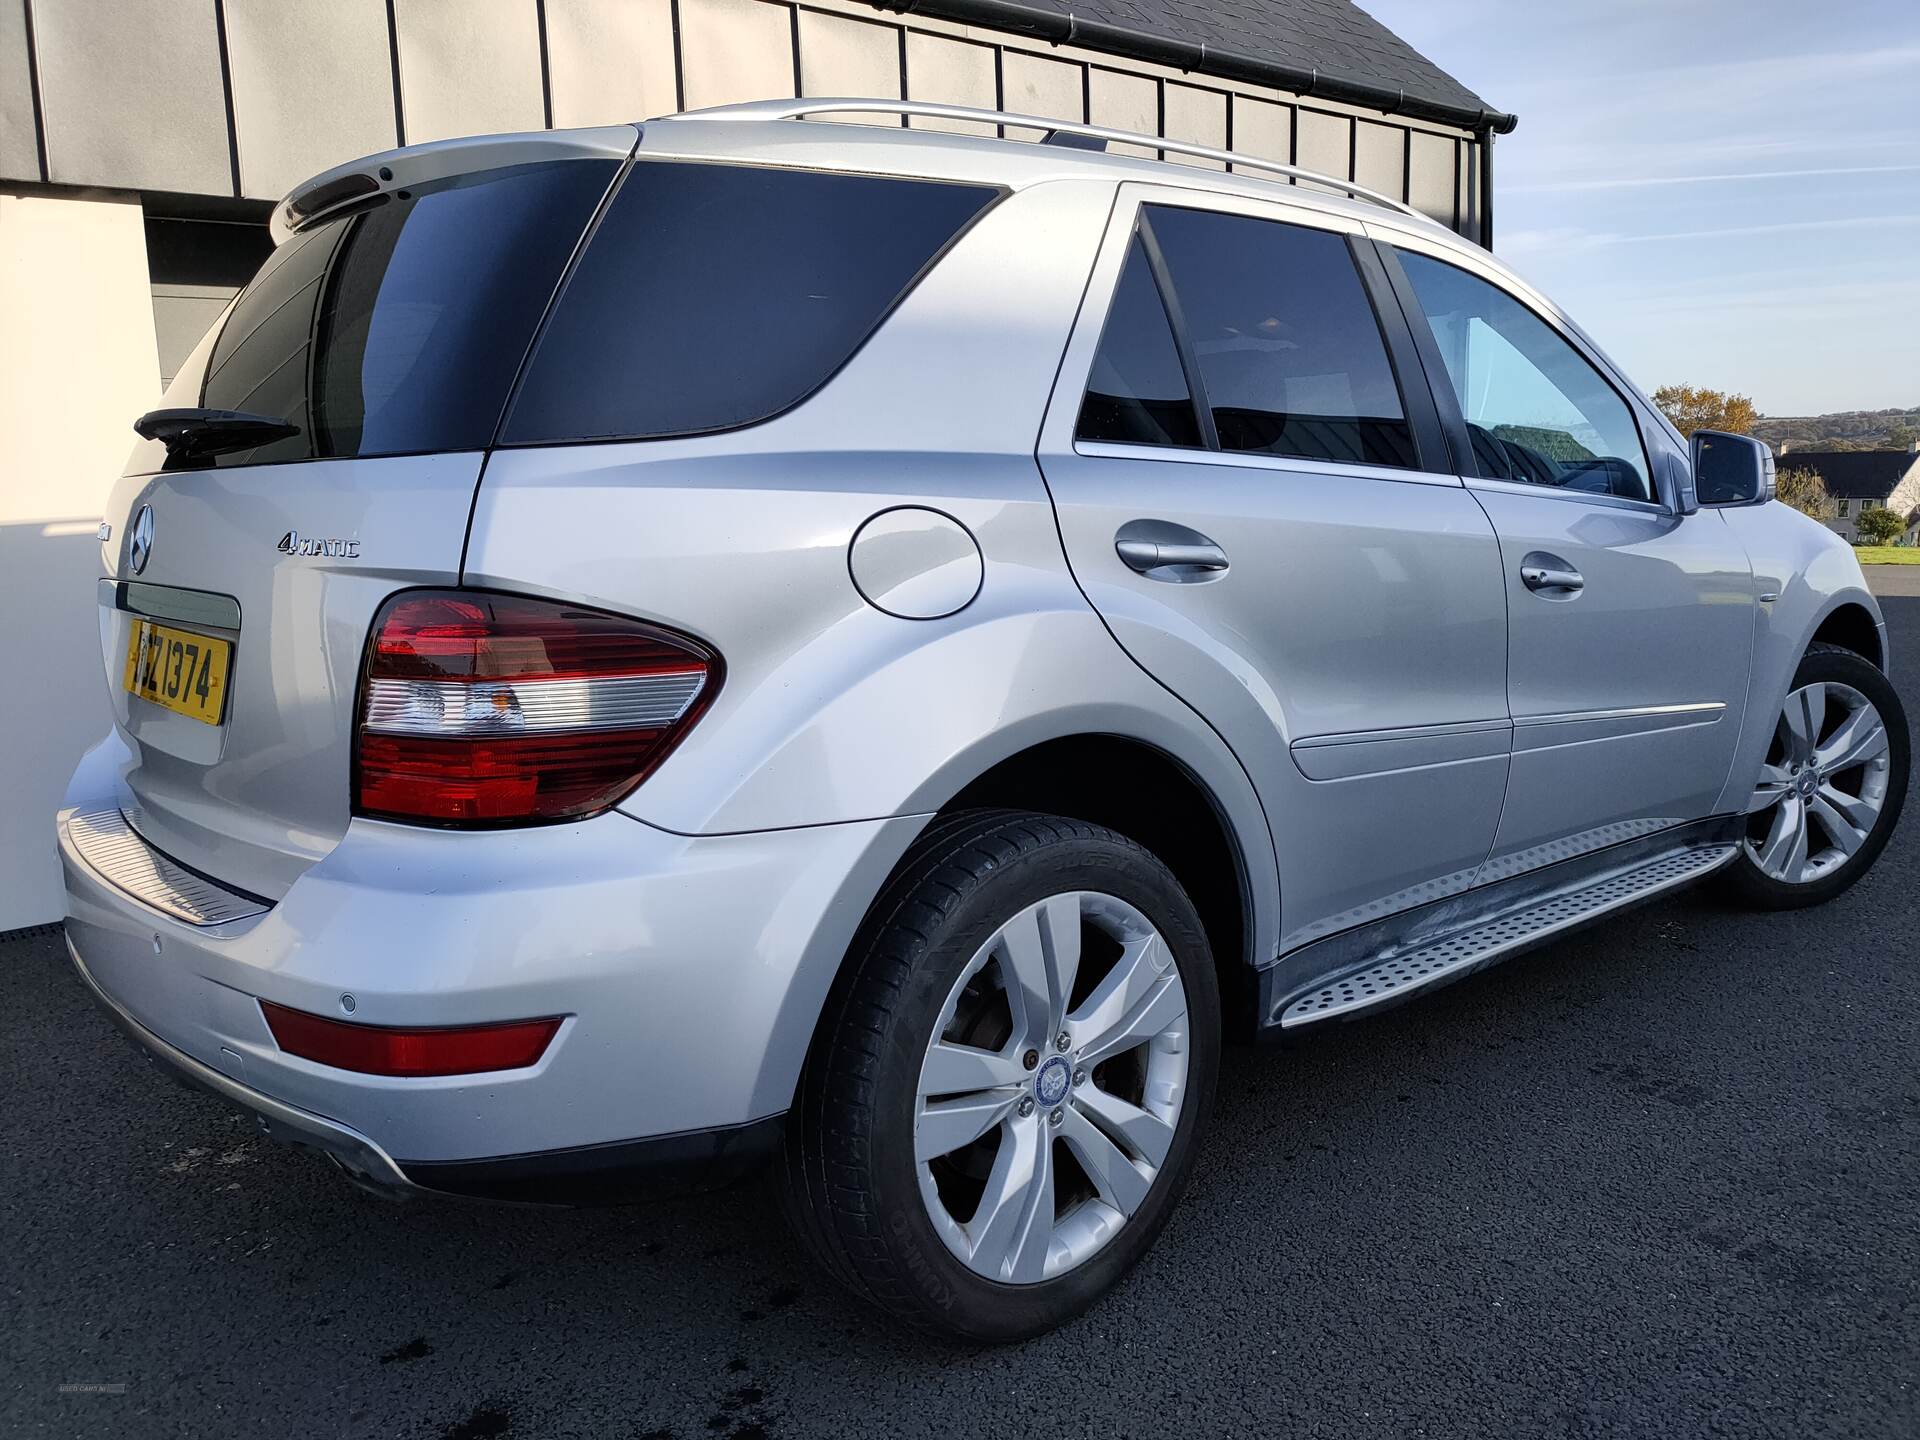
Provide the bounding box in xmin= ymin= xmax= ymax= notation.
xmin=6 ymin=596 xmax=1915 ymax=1440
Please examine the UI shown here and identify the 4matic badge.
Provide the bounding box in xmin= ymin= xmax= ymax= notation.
xmin=277 ymin=529 xmax=360 ymax=559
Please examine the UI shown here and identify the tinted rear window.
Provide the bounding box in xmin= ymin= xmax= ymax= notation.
xmin=177 ymin=159 xmax=617 ymax=468
xmin=1146 ymin=205 xmax=1415 ymax=468
xmin=1075 ymin=232 xmax=1202 ymax=449
xmin=502 ymin=161 xmax=999 ymax=444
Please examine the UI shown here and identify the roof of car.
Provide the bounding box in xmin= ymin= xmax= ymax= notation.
xmin=626 ymin=102 xmax=1553 ymax=316
xmin=1776 ymin=449 xmax=1920 ymax=499
xmin=273 ymin=107 xmax=1473 ymax=252
xmin=643 ymin=105 xmax=1465 ymax=237
xmin=276 ymin=104 xmax=1518 ymax=319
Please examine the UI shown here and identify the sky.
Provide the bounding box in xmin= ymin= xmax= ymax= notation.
xmin=1356 ymin=0 xmax=1920 ymax=417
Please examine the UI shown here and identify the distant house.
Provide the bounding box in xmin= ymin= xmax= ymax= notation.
xmin=1775 ymin=443 xmax=1920 ymax=543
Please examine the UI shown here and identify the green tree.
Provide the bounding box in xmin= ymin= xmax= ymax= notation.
xmin=1774 ymin=466 xmax=1831 ymax=521
xmin=1653 ymin=384 xmax=1759 ymax=438
xmin=1855 ymin=506 xmax=1905 ymax=545
xmin=1886 ymin=422 xmax=1917 ymax=450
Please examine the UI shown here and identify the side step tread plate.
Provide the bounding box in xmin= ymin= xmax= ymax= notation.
xmin=1279 ymin=843 xmax=1736 ymax=1029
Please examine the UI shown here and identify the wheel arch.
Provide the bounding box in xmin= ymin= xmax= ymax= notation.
xmin=1713 ymin=580 xmax=1888 ymax=816
xmin=1808 ymin=599 xmax=1885 ymax=671
xmin=786 ymin=728 xmax=1276 ymax=1109
xmin=939 ymin=734 xmax=1261 ymax=1035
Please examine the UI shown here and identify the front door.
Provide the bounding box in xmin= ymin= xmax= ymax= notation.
xmin=1038 ymin=186 xmax=1512 ymax=953
xmin=1380 ymin=237 xmax=1756 ymax=871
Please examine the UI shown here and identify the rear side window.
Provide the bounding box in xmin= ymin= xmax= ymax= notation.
xmin=1075 ymin=233 xmax=1202 ymax=448
xmin=1396 ymin=250 xmax=1653 ymax=502
xmin=504 ymin=162 xmax=999 ymax=444
xmin=1145 ymin=206 xmax=1416 ymax=468
xmin=181 ymin=159 xmax=618 ymax=468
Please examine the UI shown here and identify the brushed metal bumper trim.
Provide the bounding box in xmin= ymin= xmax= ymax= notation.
xmin=64 ymin=806 xmax=268 ymax=927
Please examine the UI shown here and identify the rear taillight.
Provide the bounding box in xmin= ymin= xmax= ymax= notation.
xmin=261 ymin=1001 xmax=561 ymax=1077
xmin=355 ymin=590 xmax=717 ymax=825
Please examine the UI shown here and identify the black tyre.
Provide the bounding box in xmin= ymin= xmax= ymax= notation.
xmin=1721 ymin=643 xmax=1909 ymax=910
xmin=779 ymin=810 xmax=1220 ymax=1342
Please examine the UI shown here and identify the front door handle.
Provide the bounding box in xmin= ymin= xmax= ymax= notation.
xmin=1520 ymin=552 xmax=1584 ymax=595
xmin=1115 ymin=519 xmax=1229 ymax=580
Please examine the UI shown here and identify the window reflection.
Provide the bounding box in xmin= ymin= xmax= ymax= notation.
xmin=1398 ymin=250 xmax=1652 ymax=501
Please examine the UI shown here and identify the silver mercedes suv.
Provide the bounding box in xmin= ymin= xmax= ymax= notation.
xmin=61 ymin=100 xmax=1909 ymax=1342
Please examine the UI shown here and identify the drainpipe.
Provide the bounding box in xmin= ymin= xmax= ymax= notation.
xmin=1479 ymin=124 xmax=1496 ymax=250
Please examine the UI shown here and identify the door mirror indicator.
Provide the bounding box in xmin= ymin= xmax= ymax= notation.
xmin=1692 ymin=430 xmax=1775 ymax=507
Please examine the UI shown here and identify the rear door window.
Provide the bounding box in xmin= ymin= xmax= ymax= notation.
xmin=503 ymin=162 xmax=999 ymax=444
xmin=178 ymin=159 xmax=619 ymax=468
xmin=1144 ymin=206 xmax=1417 ymax=469
xmin=1074 ymin=232 xmax=1203 ymax=449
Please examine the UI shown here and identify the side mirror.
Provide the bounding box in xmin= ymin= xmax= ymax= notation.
xmin=1692 ymin=430 xmax=1775 ymax=507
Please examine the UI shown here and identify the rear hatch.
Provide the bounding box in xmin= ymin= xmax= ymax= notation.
xmin=98 ymin=130 xmax=632 ymax=900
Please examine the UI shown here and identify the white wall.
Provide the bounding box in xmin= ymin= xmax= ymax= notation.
xmin=0 ymin=191 xmax=160 ymax=929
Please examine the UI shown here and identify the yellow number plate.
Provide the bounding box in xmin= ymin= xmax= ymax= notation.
xmin=123 ymin=619 xmax=232 ymax=726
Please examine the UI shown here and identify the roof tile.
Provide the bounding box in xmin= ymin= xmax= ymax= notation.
xmin=925 ymin=0 xmax=1499 ymax=117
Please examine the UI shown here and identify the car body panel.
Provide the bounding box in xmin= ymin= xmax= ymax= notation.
xmin=60 ymin=731 xmax=925 ymax=1160
xmin=1710 ymin=503 xmax=1887 ymax=815
xmin=469 ymin=442 xmax=1281 ymax=966
xmin=96 ymin=451 xmax=484 ymax=900
xmin=1035 ymin=182 xmax=1512 ymax=951
xmin=1467 ymin=487 xmax=1756 ymax=866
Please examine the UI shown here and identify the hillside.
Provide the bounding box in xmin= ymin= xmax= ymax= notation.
xmin=1753 ymin=406 xmax=1920 ymax=453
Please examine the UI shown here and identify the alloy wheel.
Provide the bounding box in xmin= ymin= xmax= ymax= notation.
xmin=913 ymin=891 xmax=1190 ymax=1284
xmin=1745 ymin=680 xmax=1892 ymax=884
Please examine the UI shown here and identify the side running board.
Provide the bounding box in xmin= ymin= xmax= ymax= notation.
xmin=1276 ymin=842 xmax=1737 ymax=1030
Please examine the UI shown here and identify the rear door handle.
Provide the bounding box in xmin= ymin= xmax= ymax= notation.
xmin=1119 ymin=539 xmax=1228 ymax=569
xmin=1115 ymin=520 xmax=1229 ymax=580
xmin=1520 ymin=553 xmax=1584 ymax=595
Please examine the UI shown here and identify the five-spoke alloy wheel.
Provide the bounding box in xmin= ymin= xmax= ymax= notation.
xmin=1726 ymin=643 xmax=1909 ymax=909
xmin=1745 ymin=680 xmax=1891 ymax=883
xmin=781 ymin=812 xmax=1218 ymax=1342
xmin=915 ymin=891 xmax=1191 ymax=1284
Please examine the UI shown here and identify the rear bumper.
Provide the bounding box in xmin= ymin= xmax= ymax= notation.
xmin=58 ymin=762 xmax=922 ymax=1184
xmin=69 ymin=934 xmax=415 ymax=1198
xmin=73 ymin=934 xmax=784 ymax=1202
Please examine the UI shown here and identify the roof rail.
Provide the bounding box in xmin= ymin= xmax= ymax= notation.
xmin=686 ymin=98 xmax=1430 ymax=222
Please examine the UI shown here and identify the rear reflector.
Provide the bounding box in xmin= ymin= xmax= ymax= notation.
xmin=261 ymin=1001 xmax=562 ymax=1077
xmin=355 ymin=591 xmax=718 ymax=824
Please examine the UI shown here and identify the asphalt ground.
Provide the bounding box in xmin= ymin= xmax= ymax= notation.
xmin=6 ymin=588 xmax=1916 ymax=1440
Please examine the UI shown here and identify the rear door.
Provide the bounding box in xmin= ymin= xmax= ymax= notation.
xmin=97 ymin=135 xmax=630 ymax=899
xmin=1038 ymin=185 xmax=1512 ymax=953
xmin=1377 ymin=235 xmax=1755 ymax=870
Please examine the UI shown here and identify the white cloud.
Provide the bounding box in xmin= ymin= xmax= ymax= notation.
xmin=1505 ymin=164 xmax=1920 ymax=195
xmin=1497 ymin=212 xmax=1920 ymax=263
xmin=1495 ymin=226 xmax=1617 ymax=258
xmin=1617 ymin=214 xmax=1920 ymax=245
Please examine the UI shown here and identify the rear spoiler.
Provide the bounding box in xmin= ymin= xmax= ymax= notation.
xmin=272 ymin=125 xmax=641 ymax=243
